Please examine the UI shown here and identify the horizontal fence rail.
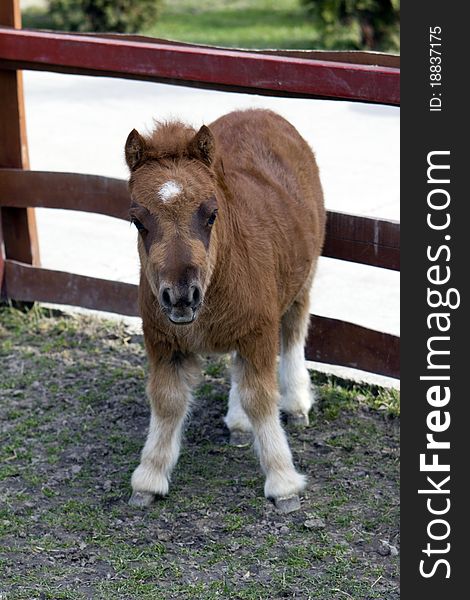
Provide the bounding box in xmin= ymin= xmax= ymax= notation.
xmin=3 ymin=260 xmax=139 ymax=316
xmin=0 ymin=169 xmax=400 ymax=270
xmin=323 ymin=210 xmax=399 ymax=270
xmin=0 ymin=170 xmax=130 ymax=220
xmin=0 ymin=27 xmax=400 ymax=105
xmin=305 ymin=316 xmax=399 ymax=379
xmin=70 ymin=33 xmax=401 ymax=68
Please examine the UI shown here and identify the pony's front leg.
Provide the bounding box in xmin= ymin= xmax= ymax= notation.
xmin=234 ymin=348 xmax=306 ymax=513
xmin=129 ymin=354 xmax=197 ymax=507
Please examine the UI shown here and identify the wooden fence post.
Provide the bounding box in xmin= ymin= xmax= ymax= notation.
xmin=0 ymin=0 xmax=40 ymax=285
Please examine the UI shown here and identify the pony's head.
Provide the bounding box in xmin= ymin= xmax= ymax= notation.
xmin=125 ymin=122 xmax=218 ymax=325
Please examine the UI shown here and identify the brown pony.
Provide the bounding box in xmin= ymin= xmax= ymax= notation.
xmin=125 ymin=109 xmax=325 ymax=512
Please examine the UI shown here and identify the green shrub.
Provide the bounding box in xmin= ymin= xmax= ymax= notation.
xmin=300 ymin=0 xmax=400 ymax=51
xmin=48 ymin=0 xmax=162 ymax=33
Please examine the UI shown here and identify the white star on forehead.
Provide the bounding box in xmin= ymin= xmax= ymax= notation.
xmin=157 ymin=180 xmax=182 ymax=203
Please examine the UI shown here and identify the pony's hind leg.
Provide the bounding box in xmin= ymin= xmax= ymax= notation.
xmin=280 ymin=284 xmax=315 ymax=426
xmin=224 ymin=353 xmax=253 ymax=446
xmin=129 ymin=353 xmax=198 ymax=507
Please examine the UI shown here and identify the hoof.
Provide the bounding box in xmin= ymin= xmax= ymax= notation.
xmin=274 ymin=495 xmax=301 ymax=513
xmin=229 ymin=430 xmax=252 ymax=447
xmin=128 ymin=491 xmax=155 ymax=508
xmin=286 ymin=413 xmax=309 ymax=427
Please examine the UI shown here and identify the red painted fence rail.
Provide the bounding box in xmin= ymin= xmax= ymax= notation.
xmin=0 ymin=27 xmax=400 ymax=105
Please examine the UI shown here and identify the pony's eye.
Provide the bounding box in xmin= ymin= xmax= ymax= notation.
xmin=132 ymin=218 xmax=146 ymax=233
xmin=207 ymin=210 xmax=218 ymax=226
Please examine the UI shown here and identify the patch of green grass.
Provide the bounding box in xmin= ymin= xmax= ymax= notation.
xmin=21 ymin=0 xmax=372 ymax=51
xmin=311 ymin=370 xmax=400 ymax=418
xmin=143 ymin=0 xmax=323 ymax=49
xmin=41 ymin=485 xmax=57 ymax=498
xmin=367 ymin=386 xmax=400 ymax=417
xmin=325 ymin=419 xmax=382 ymax=452
xmin=223 ymin=512 xmax=246 ymax=532
xmin=203 ymin=357 xmax=227 ymax=378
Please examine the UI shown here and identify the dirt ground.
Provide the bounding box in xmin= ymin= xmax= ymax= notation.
xmin=0 ymin=306 xmax=399 ymax=599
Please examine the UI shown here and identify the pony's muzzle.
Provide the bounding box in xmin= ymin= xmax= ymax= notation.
xmin=159 ymin=282 xmax=202 ymax=324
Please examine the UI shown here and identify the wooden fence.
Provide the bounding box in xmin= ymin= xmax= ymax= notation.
xmin=0 ymin=1 xmax=400 ymax=379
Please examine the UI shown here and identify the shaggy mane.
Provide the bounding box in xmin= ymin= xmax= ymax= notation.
xmin=145 ymin=120 xmax=197 ymax=161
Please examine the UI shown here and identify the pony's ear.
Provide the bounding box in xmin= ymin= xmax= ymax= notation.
xmin=188 ymin=125 xmax=215 ymax=166
xmin=125 ymin=129 xmax=146 ymax=171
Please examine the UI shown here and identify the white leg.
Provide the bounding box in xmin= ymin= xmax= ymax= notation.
xmin=279 ymin=338 xmax=314 ymax=423
xmin=130 ymin=360 xmax=193 ymax=505
xmin=224 ymin=380 xmax=252 ymax=433
xmin=131 ymin=405 xmax=187 ymax=497
xmin=236 ymin=353 xmax=306 ymax=510
xmin=224 ymin=358 xmax=253 ymax=445
xmin=252 ymin=404 xmax=307 ymax=501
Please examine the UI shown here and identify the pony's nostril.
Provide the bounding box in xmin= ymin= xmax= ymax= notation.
xmin=192 ymin=286 xmax=201 ymax=307
xmin=161 ymin=289 xmax=172 ymax=308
